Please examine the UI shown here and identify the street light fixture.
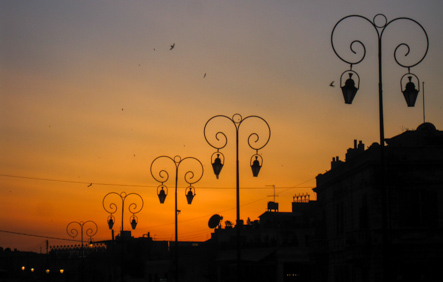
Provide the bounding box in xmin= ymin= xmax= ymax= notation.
xmin=401 ymin=74 xmax=420 ymax=107
xmin=203 ymin=113 xmax=271 ymax=281
xmin=211 ymin=153 xmax=224 ymax=179
xmin=250 ymin=154 xmax=262 ymax=177
xmin=102 ymin=192 xmax=144 ymax=233
xmin=185 ymin=186 xmax=195 ymax=204
xmin=66 ymin=220 xmax=98 ymax=281
xmin=331 ymin=13 xmax=429 ymax=282
xmin=150 ymin=155 xmax=204 ymax=282
xmin=103 ymin=192 xmax=143 ymax=282
xmin=66 ymin=220 xmax=98 ymax=254
xmin=340 ymin=71 xmax=360 ymax=104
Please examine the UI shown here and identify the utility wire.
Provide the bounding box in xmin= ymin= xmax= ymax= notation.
xmin=0 ymin=173 xmax=314 ymax=190
xmin=0 ymin=230 xmax=81 ymax=243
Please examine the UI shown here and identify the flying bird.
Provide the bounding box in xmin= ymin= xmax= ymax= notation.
xmin=87 ymin=183 xmax=93 ymax=187
xmin=330 ymin=81 xmax=335 ymax=87
xmin=170 ymin=43 xmax=175 ymax=50
xmin=203 ymin=73 xmax=206 ymax=78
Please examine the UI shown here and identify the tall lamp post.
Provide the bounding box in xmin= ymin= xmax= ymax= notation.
xmin=203 ymin=113 xmax=271 ymax=281
xmin=331 ymin=14 xmax=429 ymax=281
xmin=150 ymin=155 xmax=204 ymax=282
xmin=103 ymin=192 xmax=144 ymax=281
xmin=66 ymin=220 xmax=98 ymax=280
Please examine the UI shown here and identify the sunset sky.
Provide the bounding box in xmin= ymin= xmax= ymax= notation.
xmin=1 ymin=0 xmax=442 ymax=252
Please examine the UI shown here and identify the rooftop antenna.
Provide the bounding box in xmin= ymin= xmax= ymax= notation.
xmin=423 ymin=81 xmax=426 ymax=123
xmin=266 ymin=185 xmax=278 ymax=202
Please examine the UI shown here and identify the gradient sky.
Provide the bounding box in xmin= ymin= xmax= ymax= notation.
xmin=1 ymin=0 xmax=442 ymax=252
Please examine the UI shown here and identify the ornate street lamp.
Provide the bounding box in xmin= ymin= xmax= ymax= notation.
xmin=66 ymin=220 xmax=98 ymax=280
xmin=150 ymin=155 xmax=204 ymax=282
xmin=66 ymin=220 xmax=98 ymax=252
xmin=102 ymin=192 xmax=144 ymax=233
xmin=103 ymin=192 xmax=143 ymax=281
xmin=203 ymin=113 xmax=271 ymax=281
xmin=331 ymin=14 xmax=429 ymax=282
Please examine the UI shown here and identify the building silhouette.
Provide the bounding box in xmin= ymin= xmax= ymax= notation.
xmin=314 ymin=122 xmax=443 ymax=282
xmin=2 ymin=123 xmax=442 ymax=282
xmin=208 ymin=197 xmax=317 ymax=282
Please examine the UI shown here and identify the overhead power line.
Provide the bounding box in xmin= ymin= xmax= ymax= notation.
xmin=0 ymin=230 xmax=81 ymax=243
xmin=0 ymin=174 xmax=314 ymax=190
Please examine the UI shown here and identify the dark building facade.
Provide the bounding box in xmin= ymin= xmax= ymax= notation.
xmin=4 ymin=123 xmax=442 ymax=282
xmin=208 ymin=197 xmax=317 ymax=282
xmin=314 ymin=123 xmax=443 ymax=282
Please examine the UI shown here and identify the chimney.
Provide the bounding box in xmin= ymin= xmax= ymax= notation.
xmin=346 ymin=140 xmax=365 ymax=160
xmin=358 ymin=140 xmax=365 ymax=151
xmin=331 ymin=156 xmax=342 ymax=169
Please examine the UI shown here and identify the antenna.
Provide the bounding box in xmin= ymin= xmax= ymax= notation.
xmin=423 ymin=81 xmax=426 ymax=123
xmin=266 ymin=185 xmax=278 ymax=202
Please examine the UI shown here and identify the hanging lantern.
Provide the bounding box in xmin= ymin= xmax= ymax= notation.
xmin=130 ymin=215 xmax=138 ymax=230
xmin=185 ymin=186 xmax=195 ymax=205
xmin=250 ymin=154 xmax=263 ymax=177
xmin=107 ymin=215 xmax=115 ymax=230
xmin=401 ymin=74 xmax=420 ymax=107
xmin=340 ymin=70 xmax=360 ymax=104
xmin=157 ymin=185 xmax=168 ymax=204
xmin=211 ymin=152 xmax=224 ymax=179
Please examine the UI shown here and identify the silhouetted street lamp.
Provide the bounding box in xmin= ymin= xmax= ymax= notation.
xmin=102 ymin=192 xmax=144 ymax=234
xmin=66 ymin=220 xmax=98 ymax=280
xmin=150 ymin=155 xmax=204 ymax=282
xmin=331 ymin=14 xmax=429 ymax=282
xmin=103 ymin=192 xmax=143 ymax=281
xmin=204 ymin=113 xmax=271 ymax=281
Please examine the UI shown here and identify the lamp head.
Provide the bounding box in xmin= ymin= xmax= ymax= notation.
xmin=212 ymin=153 xmax=224 ymax=179
xmin=130 ymin=216 xmax=138 ymax=230
xmin=341 ymin=73 xmax=359 ymax=104
xmin=251 ymin=155 xmax=262 ymax=177
xmin=185 ymin=187 xmax=195 ymax=205
xmin=157 ymin=186 xmax=167 ymax=204
xmin=402 ymin=76 xmax=419 ymax=107
xmin=107 ymin=216 xmax=114 ymax=230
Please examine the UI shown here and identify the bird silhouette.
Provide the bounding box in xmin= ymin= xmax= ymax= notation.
xmin=203 ymin=73 xmax=206 ymax=78
xmin=87 ymin=183 xmax=93 ymax=187
xmin=170 ymin=43 xmax=175 ymax=50
xmin=330 ymin=81 xmax=335 ymax=87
